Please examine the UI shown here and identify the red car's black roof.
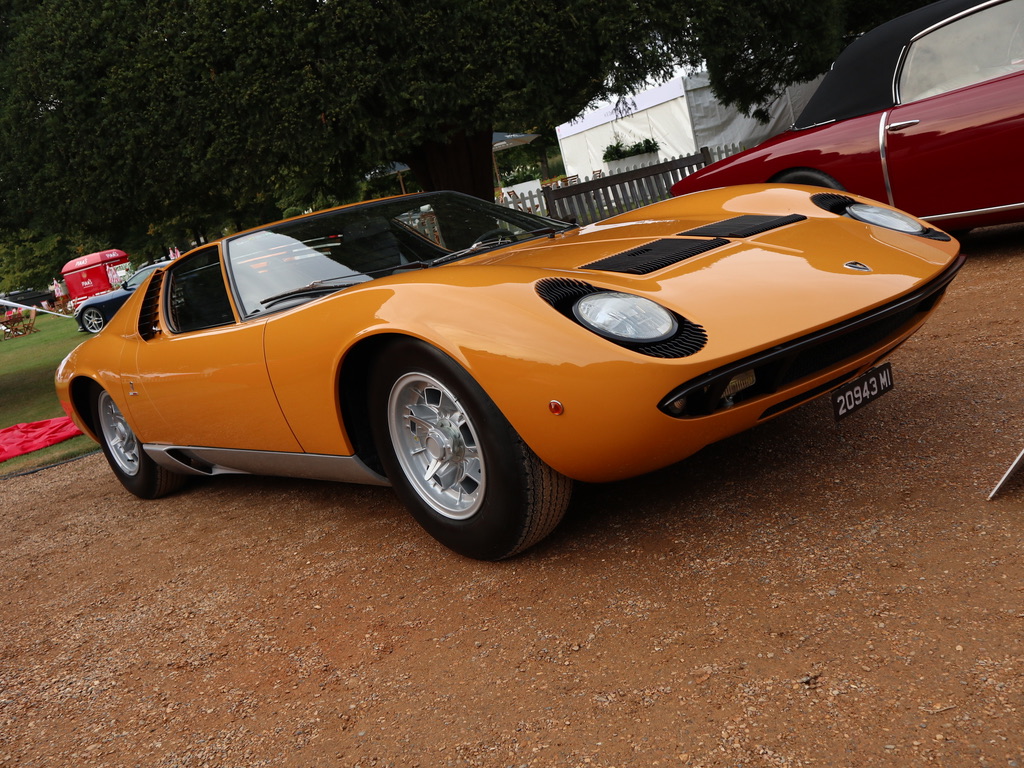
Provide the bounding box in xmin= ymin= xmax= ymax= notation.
xmin=794 ymin=0 xmax=993 ymax=129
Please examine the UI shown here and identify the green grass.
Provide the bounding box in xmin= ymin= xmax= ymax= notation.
xmin=1 ymin=313 xmax=99 ymax=476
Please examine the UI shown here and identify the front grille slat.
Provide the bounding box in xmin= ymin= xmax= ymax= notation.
xmin=658 ymin=255 xmax=966 ymax=418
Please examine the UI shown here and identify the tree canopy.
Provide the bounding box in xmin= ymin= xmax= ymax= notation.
xmin=0 ymin=0 xmax=929 ymax=290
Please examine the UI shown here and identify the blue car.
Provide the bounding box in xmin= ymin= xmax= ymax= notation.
xmin=75 ymin=263 xmax=163 ymax=333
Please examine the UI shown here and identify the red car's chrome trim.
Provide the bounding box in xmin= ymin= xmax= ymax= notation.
xmin=792 ymin=118 xmax=838 ymax=131
xmin=924 ymin=199 xmax=1024 ymax=223
xmin=886 ymin=120 xmax=920 ymax=131
xmin=910 ymin=0 xmax=1005 ymax=42
xmin=892 ymin=44 xmax=908 ymax=104
xmin=878 ymin=112 xmax=896 ymax=206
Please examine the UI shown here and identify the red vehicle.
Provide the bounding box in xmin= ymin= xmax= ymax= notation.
xmin=671 ymin=0 xmax=1024 ymax=232
xmin=61 ymin=249 xmax=130 ymax=301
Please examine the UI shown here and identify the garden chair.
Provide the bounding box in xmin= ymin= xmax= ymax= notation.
xmin=21 ymin=308 xmax=38 ymax=334
xmin=2 ymin=313 xmax=23 ymax=339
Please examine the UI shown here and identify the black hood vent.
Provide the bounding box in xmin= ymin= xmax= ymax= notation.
xmin=582 ymin=237 xmax=728 ymax=275
xmin=811 ymin=192 xmax=856 ymax=214
xmin=680 ymin=213 xmax=806 ymax=238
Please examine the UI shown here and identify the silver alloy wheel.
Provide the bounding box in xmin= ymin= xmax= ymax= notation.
xmin=387 ymin=371 xmax=485 ymax=519
xmin=97 ymin=389 xmax=140 ymax=476
xmin=81 ymin=307 xmax=105 ymax=333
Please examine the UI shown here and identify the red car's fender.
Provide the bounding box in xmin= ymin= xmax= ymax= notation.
xmin=671 ymin=114 xmax=890 ymax=204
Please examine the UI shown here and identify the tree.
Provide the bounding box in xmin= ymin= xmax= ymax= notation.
xmin=690 ymin=0 xmax=929 ymax=119
xmin=0 ymin=0 xmax=933 ymax=271
xmin=0 ymin=230 xmax=108 ymax=294
xmin=308 ymin=1 xmax=708 ymax=198
xmin=0 ymin=0 xmax=360 ymax=251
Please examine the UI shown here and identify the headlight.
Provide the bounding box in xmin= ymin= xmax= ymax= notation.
xmin=846 ymin=203 xmax=926 ymax=234
xmin=572 ymin=292 xmax=677 ymax=342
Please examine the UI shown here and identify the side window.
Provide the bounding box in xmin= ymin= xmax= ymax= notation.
xmin=899 ymin=0 xmax=1024 ymax=103
xmin=164 ymin=245 xmax=235 ymax=333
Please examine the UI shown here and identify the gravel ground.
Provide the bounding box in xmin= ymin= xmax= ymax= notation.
xmin=2 ymin=226 xmax=1023 ymax=767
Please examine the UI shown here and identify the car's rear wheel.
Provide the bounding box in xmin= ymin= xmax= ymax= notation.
xmin=369 ymin=339 xmax=572 ymax=560
xmin=93 ymin=386 xmax=185 ymax=499
xmin=771 ymin=168 xmax=844 ymax=190
xmin=81 ymin=307 xmax=106 ymax=333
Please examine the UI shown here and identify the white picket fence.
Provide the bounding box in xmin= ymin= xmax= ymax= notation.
xmin=496 ymin=143 xmax=744 ymax=222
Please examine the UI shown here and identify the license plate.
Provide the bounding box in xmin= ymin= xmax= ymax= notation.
xmin=832 ymin=363 xmax=893 ymax=420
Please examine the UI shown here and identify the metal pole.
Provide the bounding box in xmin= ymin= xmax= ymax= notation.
xmin=0 ymin=298 xmax=74 ymax=318
xmin=988 ymin=446 xmax=1024 ymax=500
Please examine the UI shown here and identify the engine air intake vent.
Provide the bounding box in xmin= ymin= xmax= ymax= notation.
xmin=536 ymin=277 xmax=707 ymax=359
xmin=582 ymin=237 xmax=728 ymax=275
xmin=137 ymin=270 xmax=163 ymax=340
xmin=680 ymin=213 xmax=806 ymax=238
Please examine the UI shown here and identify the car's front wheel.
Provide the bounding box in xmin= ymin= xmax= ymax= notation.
xmin=80 ymin=307 xmax=106 ymax=333
xmin=369 ymin=339 xmax=572 ymax=560
xmin=93 ymin=386 xmax=185 ymax=499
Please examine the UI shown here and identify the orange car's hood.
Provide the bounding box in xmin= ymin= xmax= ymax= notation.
xmin=462 ymin=190 xmax=959 ymax=351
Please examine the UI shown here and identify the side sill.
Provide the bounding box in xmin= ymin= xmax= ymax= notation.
xmin=143 ymin=445 xmax=390 ymax=486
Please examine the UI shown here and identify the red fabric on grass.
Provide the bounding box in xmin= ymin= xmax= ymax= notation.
xmin=0 ymin=417 xmax=84 ymax=463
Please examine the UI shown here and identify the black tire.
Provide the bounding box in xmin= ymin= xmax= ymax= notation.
xmin=80 ymin=307 xmax=106 ymax=333
xmin=771 ymin=168 xmax=845 ymax=190
xmin=369 ymin=339 xmax=572 ymax=560
xmin=92 ymin=386 xmax=186 ymax=499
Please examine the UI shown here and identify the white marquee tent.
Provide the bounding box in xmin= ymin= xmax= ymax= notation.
xmin=555 ymin=70 xmax=822 ymax=179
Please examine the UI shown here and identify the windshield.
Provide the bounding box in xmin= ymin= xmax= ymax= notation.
xmin=225 ymin=191 xmax=570 ymax=318
xmin=123 ymin=265 xmax=157 ymax=289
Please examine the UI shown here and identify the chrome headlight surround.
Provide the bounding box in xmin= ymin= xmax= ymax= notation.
xmin=846 ymin=203 xmax=926 ymax=235
xmin=572 ymin=291 xmax=678 ymax=343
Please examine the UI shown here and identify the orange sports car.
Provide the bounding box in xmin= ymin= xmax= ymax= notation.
xmin=56 ymin=187 xmax=963 ymax=559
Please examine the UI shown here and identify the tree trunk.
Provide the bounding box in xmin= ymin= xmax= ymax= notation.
xmin=537 ymin=147 xmax=550 ymax=181
xmin=402 ymin=128 xmax=494 ymax=201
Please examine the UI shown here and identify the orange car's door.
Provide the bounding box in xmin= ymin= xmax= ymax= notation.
xmin=122 ymin=245 xmax=302 ymax=452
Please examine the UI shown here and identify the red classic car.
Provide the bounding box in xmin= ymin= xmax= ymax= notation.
xmin=671 ymin=0 xmax=1024 ymax=232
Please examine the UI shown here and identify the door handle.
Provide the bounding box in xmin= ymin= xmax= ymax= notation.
xmin=886 ymin=119 xmax=920 ymax=132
